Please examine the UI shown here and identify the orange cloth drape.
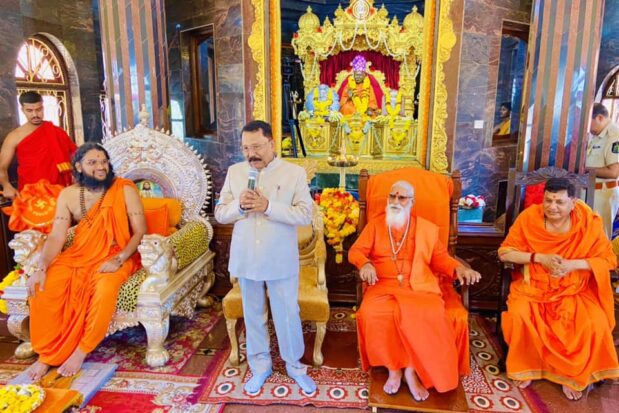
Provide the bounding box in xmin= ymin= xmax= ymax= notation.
xmin=349 ymin=216 xmax=468 ymax=392
xmin=2 ymin=180 xmax=63 ymax=233
xmin=37 ymin=388 xmax=83 ymax=412
xmin=29 ymin=178 xmax=139 ymax=366
xmin=15 ymin=121 xmax=76 ymax=190
xmin=499 ymin=201 xmax=619 ymax=390
xmin=339 ymin=76 xmax=379 ymax=116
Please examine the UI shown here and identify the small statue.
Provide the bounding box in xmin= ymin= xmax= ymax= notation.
xmin=8 ymin=230 xmax=47 ymax=281
xmin=289 ymin=91 xmax=302 ymax=120
xmin=339 ymin=55 xmax=380 ymax=119
xmin=343 ymin=114 xmax=371 ymax=146
xmin=303 ymin=84 xmax=340 ymax=121
xmin=383 ymin=88 xmax=403 ymax=116
xmin=138 ymin=234 xmax=177 ymax=292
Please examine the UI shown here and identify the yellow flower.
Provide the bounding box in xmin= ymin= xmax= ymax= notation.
xmin=0 ymin=384 xmax=45 ymax=412
xmin=0 ymin=270 xmax=21 ymax=315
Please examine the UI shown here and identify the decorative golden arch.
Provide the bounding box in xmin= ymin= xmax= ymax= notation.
xmin=248 ymin=0 xmax=457 ymax=174
xmin=292 ymin=3 xmax=423 ymax=102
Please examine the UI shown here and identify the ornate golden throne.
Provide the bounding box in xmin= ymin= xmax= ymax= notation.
xmin=2 ymin=113 xmax=216 ymax=368
xmin=292 ymin=0 xmax=423 ymax=160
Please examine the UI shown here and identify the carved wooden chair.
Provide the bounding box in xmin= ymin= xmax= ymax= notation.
xmin=496 ymin=166 xmax=595 ymax=365
xmin=2 ymin=116 xmax=216 ymax=368
xmin=221 ymin=171 xmax=329 ymax=367
xmin=356 ymin=167 xmax=470 ymax=412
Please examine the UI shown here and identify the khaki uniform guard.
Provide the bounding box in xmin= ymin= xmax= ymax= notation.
xmin=586 ymin=121 xmax=619 ymax=238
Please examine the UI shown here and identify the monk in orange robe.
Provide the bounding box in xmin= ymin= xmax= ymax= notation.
xmin=25 ymin=142 xmax=146 ymax=381
xmin=349 ymin=180 xmax=481 ymax=400
xmin=499 ymin=177 xmax=619 ymax=400
xmin=339 ymin=55 xmax=380 ymax=118
xmin=0 ymin=91 xmax=76 ymax=199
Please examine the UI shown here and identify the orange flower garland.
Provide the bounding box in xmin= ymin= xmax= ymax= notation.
xmin=316 ymin=188 xmax=360 ymax=263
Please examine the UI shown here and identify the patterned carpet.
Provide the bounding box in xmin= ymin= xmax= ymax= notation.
xmin=196 ymin=309 xmax=538 ymax=411
xmin=197 ymin=309 xmax=368 ymax=409
xmin=0 ymin=306 xmax=616 ymax=412
xmin=0 ymin=308 xmax=224 ymax=412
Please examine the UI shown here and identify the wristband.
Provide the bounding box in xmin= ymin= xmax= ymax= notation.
xmin=31 ymin=264 xmax=46 ymax=272
xmin=530 ymin=252 xmax=536 ymax=264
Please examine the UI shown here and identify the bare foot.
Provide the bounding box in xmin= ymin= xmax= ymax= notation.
xmin=562 ymin=385 xmax=583 ymax=401
xmin=57 ymin=348 xmax=87 ymax=377
xmin=514 ymin=379 xmax=532 ymax=389
xmin=27 ymin=360 xmax=50 ymax=383
xmin=404 ymin=367 xmax=429 ymax=401
xmin=383 ymin=369 xmax=402 ymax=395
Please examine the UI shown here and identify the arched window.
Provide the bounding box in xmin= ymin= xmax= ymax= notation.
xmin=601 ymin=69 xmax=619 ymax=123
xmin=15 ymin=35 xmax=73 ymax=136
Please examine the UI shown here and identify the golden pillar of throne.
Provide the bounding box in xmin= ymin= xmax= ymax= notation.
xmin=292 ymin=0 xmax=423 ymax=161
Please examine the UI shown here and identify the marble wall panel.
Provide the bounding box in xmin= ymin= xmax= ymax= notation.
xmin=0 ymin=9 xmax=22 ymax=138
xmin=213 ymin=2 xmax=242 ymax=37
xmin=166 ymin=0 xmax=244 ymax=189
xmin=216 ymin=35 xmax=243 ymax=65
xmin=452 ymin=0 xmax=531 ymax=221
xmin=184 ymin=137 xmax=226 ymax=210
xmin=596 ymin=0 xmax=619 ymax=92
xmin=459 ymin=32 xmax=491 ymax=65
xmin=217 ymin=63 xmax=244 ymax=94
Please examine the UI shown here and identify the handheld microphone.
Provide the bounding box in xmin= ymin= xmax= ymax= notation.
xmin=247 ymin=168 xmax=259 ymax=191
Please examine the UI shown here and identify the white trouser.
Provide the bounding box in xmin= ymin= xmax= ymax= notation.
xmin=239 ymin=277 xmax=307 ymax=377
xmin=593 ymin=186 xmax=619 ymax=239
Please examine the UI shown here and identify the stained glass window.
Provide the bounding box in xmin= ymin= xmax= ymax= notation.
xmin=15 ymin=36 xmax=72 ymax=136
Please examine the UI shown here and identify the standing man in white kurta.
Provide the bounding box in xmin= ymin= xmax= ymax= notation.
xmin=215 ymin=120 xmax=316 ymax=395
xmin=586 ymin=103 xmax=619 ymax=238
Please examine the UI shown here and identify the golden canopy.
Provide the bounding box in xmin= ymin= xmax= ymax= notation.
xmin=291 ymin=0 xmax=424 ymax=101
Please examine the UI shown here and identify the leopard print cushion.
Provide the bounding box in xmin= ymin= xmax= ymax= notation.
xmin=116 ymin=268 xmax=148 ymax=313
xmin=169 ymin=221 xmax=210 ymax=270
xmin=114 ymin=221 xmax=209 ymax=312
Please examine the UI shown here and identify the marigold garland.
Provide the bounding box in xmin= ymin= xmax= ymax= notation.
xmin=0 ymin=384 xmax=45 ymax=412
xmin=0 ymin=266 xmax=22 ymax=314
xmin=316 ymin=188 xmax=360 ymax=263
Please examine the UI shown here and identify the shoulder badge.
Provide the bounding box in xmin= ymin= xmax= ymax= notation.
xmin=612 ymin=141 xmax=619 ymax=154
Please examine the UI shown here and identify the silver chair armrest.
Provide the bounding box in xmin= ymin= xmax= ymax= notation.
xmin=138 ymin=234 xmax=178 ymax=293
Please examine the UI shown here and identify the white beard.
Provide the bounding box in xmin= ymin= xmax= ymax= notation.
xmin=385 ymin=204 xmax=410 ymax=229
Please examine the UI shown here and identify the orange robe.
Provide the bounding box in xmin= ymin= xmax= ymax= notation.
xmin=16 ymin=121 xmax=76 ymax=190
xmin=339 ymin=76 xmax=379 ymax=117
xmin=349 ymin=216 xmax=469 ymax=392
xmin=499 ymin=201 xmax=619 ymax=390
xmin=29 ymin=178 xmax=139 ymax=365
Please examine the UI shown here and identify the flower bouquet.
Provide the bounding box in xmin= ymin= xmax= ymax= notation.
xmin=316 ymin=188 xmax=360 ymax=263
xmin=0 ymin=384 xmax=45 ymax=412
xmin=458 ymin=194 xmax=486 ymax=223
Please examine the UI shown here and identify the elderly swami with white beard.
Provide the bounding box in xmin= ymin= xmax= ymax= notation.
xmin=349 ymin=180 xmax=481 ymax=401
